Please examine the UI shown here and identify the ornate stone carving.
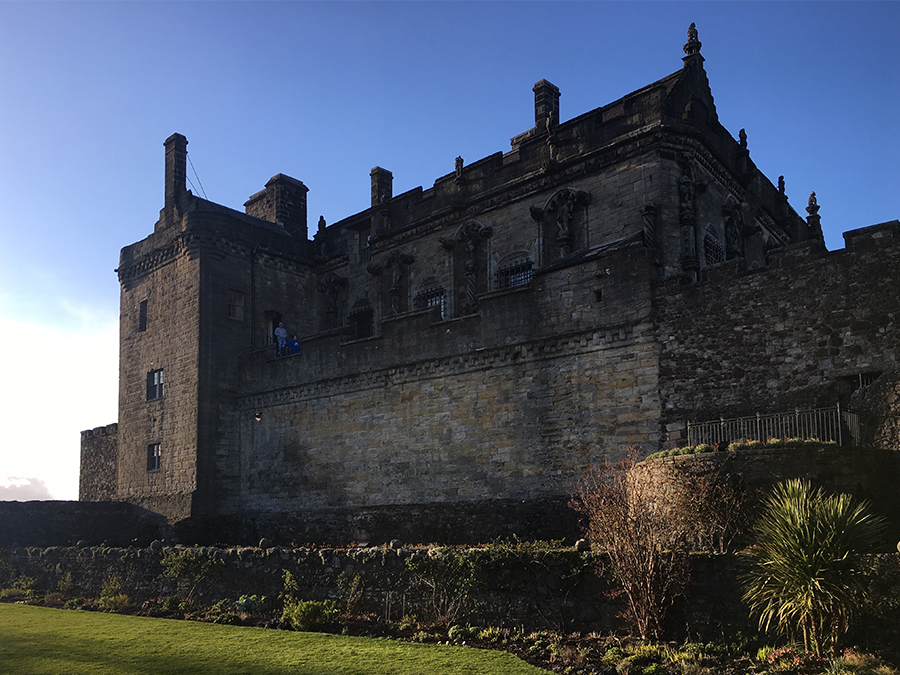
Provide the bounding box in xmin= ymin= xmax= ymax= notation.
xmin=316 ymin=272 xmax=348 ymax=330
xmin=641 ymin=202 xmax=659 ymax=254
xmin=443 ymin=222 xmax=492 ymax=315
xmin=532 ymin=188 xmax=591 ymax=259
xmin=678 ymin=153 xmax=708 ymax=277
xmin=385 ymin=249 xmax=415 ymax=315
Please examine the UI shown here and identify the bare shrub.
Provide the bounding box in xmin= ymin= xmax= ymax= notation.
xmin=570 ymin=449 xmax=695 ymax=639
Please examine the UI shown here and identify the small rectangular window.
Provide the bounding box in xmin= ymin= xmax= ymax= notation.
xmin=146 ymin=369 xmax=164 ymax=400
xmin=138 ymin=300 xmax=148 ymax=332
xmin=228 ymin=291 xmax=245 ymax=321
xmin=147 ymin=443 xmax=160 ymax=472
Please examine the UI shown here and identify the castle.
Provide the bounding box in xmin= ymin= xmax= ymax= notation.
xmin=79 ymin=25 xmax=900 ymax=544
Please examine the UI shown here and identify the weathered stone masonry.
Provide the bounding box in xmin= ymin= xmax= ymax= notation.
xmin=76 ymin=25 xmax=899 ymax=545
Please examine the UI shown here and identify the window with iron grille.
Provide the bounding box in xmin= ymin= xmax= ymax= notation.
xmin=496 ymin=256 xmax=533 ymax=289
xmin=146 ymin=369 xmax=164 ymax=400
xmin=414 ymin=280 xmax=445 ymax=319
xmin=347 ymin=301 xmax=373 ymax=340
xmin=147 ymin=443 xmax=160 ymax=472
xmin=704 ymin=226 xmax=725 ymax=266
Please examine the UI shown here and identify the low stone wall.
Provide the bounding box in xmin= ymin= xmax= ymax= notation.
xmin=180 ymin=496 xmax=582 ymax=546
xmin=0 ymin=501 xmax=169 ymax=548
xmin=1 ymin=544 xmax=615 ymax=631
xmin=5 ymin=544 xmax=897 ymax=638
xmin=0 ymin=496 xmax=582 ymax=548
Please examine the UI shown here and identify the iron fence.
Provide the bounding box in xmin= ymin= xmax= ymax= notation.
xmin=686 ymin=403 xmax=860 ymax=447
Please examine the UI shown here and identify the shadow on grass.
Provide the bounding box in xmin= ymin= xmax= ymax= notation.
xmin=0 ymin=604 xmax=549 ymax=675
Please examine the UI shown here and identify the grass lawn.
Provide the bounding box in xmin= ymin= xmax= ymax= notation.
xmin=0 ymin=604 xmax=549 ymax=675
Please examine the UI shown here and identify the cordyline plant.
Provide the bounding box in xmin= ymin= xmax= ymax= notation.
xmin=569 ymin=449 xmax=697 ymax=639
xmin=741 ymin=479 xmax=887 ymax=655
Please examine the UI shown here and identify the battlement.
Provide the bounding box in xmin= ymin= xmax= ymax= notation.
xmin=81 ymin=422 xmax=118 ymax=439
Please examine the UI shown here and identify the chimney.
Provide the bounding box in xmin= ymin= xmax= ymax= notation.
xmin=533 ymin=80 xmax=560 ymax=130
xmin=370 ymin=167 xmax=393 ymax=208
xmin=164 ymin=133 xmax=188 ymax=210
xmin=244 ymin=174 xmax=309 ymax=239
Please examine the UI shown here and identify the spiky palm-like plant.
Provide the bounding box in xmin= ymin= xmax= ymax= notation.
xmin=742 ymin=479 xmax=887 ymax=655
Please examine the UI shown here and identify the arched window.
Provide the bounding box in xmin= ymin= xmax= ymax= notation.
xmin=414 ymin=276 xmax=446 ymax=319
xmin=703 ymin=225 xmax=725 ymax=266
xmin=495 ymin=252 xmax=533 ymax=290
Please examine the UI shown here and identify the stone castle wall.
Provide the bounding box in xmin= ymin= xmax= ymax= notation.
xmin=225 ymin=241 xmax=661 ymax=522
xmin=656 ymin=221 xmax=900 ymax=439
xmin=79 ymin=424 xmax=118 ymax=501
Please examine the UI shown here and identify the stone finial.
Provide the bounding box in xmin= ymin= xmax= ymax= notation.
xmin=739 ymin=128 xmax=747 ymax=150
xmin=683 ymin=22 xmax=702 ymax=57
xmin=455 ymin=156 xmax=463 ymax=178
xmin=806 ymin=191 xmax=820 ymax=217
xmin=806 ymin=191 xmax=823 ymax=240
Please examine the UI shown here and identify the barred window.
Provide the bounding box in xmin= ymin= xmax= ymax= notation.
xmin=346 ymin=299 xmax=373 ymax=340
xmin=414 ymin=278 xmax=446 ymax=319
xmin=495 ymin=255 xmax=533 ymax=289
xmin=146 ymin=369 xmax=164 ymax=400
xmin=704 ymin=226 xmax=725 ymax=266
xmin=147 ymin=443 xmax=161 ymax=472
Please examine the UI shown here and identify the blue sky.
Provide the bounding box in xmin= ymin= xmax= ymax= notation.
xmin=1 ymin=1 xmax=898 ymax=501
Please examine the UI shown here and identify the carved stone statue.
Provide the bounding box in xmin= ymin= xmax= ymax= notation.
xmin=806 ymin=191 xmax=823 ymax=240
xmin=317 ymin=215 xmax=326 ymax=233
xmin=739 ymin=128 xmax=747 ymax=150
xmin=807 ymin=191 xmax=819 ymax=216
xmin=455 ymin=156 xmax=463 ymax=178
xmin=316 ymin=272 xmax=348 ymax=330
xmin=385 ymin=249 xmax=415 ymax=316
xmin=723 ymin=199 xmax=744 ymax=259
xmin=532 ymin=189 xmax=590 ymax=260
xmin=683 ymin=22 xmax=702 ymax=56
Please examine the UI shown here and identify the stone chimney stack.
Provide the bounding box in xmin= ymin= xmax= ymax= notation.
xmin=533 ymin=80 xmax=560 ymax=130
xmin=244 ymin=174 xmax=309 ymax=239
xmin=164 ymin=133 xmax=188 ymax=210
xmin=370 ymin=167 xmax=393 ymax=207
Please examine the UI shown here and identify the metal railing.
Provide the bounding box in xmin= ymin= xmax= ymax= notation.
xmin=687 ymin=403 xmax=860 ymax=447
